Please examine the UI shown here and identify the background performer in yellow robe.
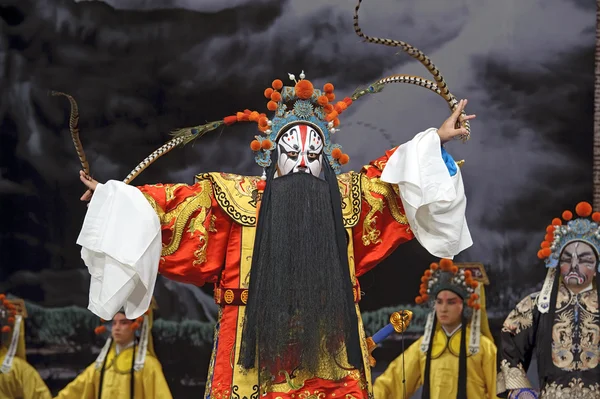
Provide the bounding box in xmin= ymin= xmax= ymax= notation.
xmin=0 ymin=294 xmax=52 ymax=399
xmin=373 ymin=260 xmax=499 ymax=399
xmin=55 ymin=306 xmax=172 ymax=399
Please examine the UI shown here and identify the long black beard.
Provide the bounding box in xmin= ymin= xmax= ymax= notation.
xmin=238 ymin=171 xmax=362 ymax=375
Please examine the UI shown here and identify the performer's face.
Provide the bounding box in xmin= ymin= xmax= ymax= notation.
xmin=435 ymin=290 xmax=463 ymax=330
xmin=276 ymin=123 xmax=324 ymax=177
xmin=559 ymin=241 xmax=597 ymax=292
xmin=111 ymin=312 xmax=135 ymax=345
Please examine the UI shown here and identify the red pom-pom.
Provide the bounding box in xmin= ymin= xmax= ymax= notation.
xmin=267 ymin=101 xmax=278 ymax=111
xmin=421 ymin=294 xmax=429 ymax=302
xmin=261 ymin=140 xmax=273 ymax=150
xmin=0 ymin=294 xmax=5 ymax=301
xmin=424 ymin=270 xmax=432 ymax=277
xmin=272 ymin=79 xmax=283 ymax=90
xmin=546 ymin=225 xmax=555 ymax=233
xmin=541 ymin=241 xmax=550 ymax=248
xmin=576 ymin=202 xmax=593 ymax=217
xmin=430 ymin=263 xmax=438 ymax=270
xmin=451 ymin=266 xmax=459 ymax=274
xmin=250 ymin=140 xmax=261 ymax=152
xmin=257 ymin=180 xmax=266 ymax=191
xmin=331 ymin=148 xmax=342 ymax=160
xmin=326 ymin=92 xmax=335 ymax=102
xmin=1 ymin=326 xmax=11 ymax=333
xmin=264 ymin=88 xmax=274 ymax=99
xmin=415 ymin=296 xmax=423 ymax=304
xmin=473 ymin=303 xmax=481 ymax=310
xmin=270 ymin=91 xmax=282 ymax=102
xmin=537 ymin=249 xmax=544 ymax=259
xmin=7 ymin=317 xmax=14 ymax=324
xmin=94 ymin=326 xmax=106 ymax=335
xmin=593 ymin=212 xmax=600 ymax=223
xmin=545 ymin=233 xmax=554 ymax=242
xmin=130 ymin=322 xmax=140 ymax=331
xmin=334 ymin=101 xmax=348 ymax=113
xmin=295 ymin=80 xmax=314 ymax=100
xmin=323 ymin=104 xmax=334 ymax=113
xmin=323 ymin=83 xmax=334 ymax=93
xmin=439 ymin=258 xmax=453 ymax=270
xmin=470 ymin=293 xmax=479 ymax=301
xmin=258 ymin=116 xmax=269 ymax=128
xmin=325 ymin=111 xmax=339 ymax=122
xmin=470 ymin=281 xmax=478 ymax=288
xmin=562 ymin=210 xmax=573 ymax=221
xmin=463 ymin=270 xmax=472 ymax=278
xmin=249 ymin=111 xmax=260 ymax=122
xmin=317 ymin=95 xmax=329 ymax=106
xmin=541 ymin=247 xmax=552 ymax=257
xmin=333 ymin=118 xmax=340 ymax=127
xmin=339 ymin=154 xmax=350 ymax=165
xmin=419 ymin=288 xmax=427 ymax=295
xmin=421 ymin=276 xmax=428 ymax=283
xmin=343 ymin=97 xmax=353 ymax=106
xmin=552 ymin=218 xmax=562 ymax=226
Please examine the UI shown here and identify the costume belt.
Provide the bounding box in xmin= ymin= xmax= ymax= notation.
xmin=214 ymin=282 xmax=362 ymax=306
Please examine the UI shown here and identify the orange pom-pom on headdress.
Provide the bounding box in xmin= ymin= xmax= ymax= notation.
xmin=1 ymin=326 xmax=11 ymax=333
xmin=331 ymin=148 xmax=342 ymax=160
xmin=323 ymin=83 xmax=334 ymax=93
xmin=94 ymin=325 xmax=106 ymax=335
xmin=261 ymin=140 xmax=273 ymax=150
xmin=270 ymin=91 xmax=282 ymax=102
xmin=439 ymin=258 xmax=453 ymax=271
xmin=7 ymin=317 xmax=14 ymax=324
xmin=267 ymin=101 xmax=278 ymax=111
xmin=295 ymin=80 xmax=314 ymax=100
xmin=562 ymin=210 xmax=573 ymax=221
xmin=430 ymin=262 xmax=439 ymax=270
xmin=415 ymin=296 xmax=423 ymax=304
xmin=130 ymin=322 xmax=140 ymax=331
xmin=317 ymin=95 xmax=329 ymax=106
xmin=339 ymin=154 xmax=350 ymax=165
xmin=326 ymin=92 xmax=335 ymax=102
xmin=250 ymin=140 xmax=261 ymax=152
xmin=593 ymin=212 xmax=600 ymax=223
xmin=552 ymin=218 xmax=562 ymax=226
xmin=272 ymin=79 xmax=283 ymax=90
xmin=264 ymin=88 xmax=274 ymax=99
xmin=0 ymin=294 xmax=5 ymax=301
xmin=576 ymin=202 xmax=593 ymax=217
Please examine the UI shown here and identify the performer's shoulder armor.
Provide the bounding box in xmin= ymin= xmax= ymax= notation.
xmin=195 ymin=172 xmax=362 ymax=227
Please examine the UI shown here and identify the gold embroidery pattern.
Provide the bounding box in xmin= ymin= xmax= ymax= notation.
xmin=161 ymin=180 xmax=214 ymax=262
xmin=551 ymin=284 xmax=600 ymax=371
xmin=299 ymin=391 xmax=326 ymax=399
xmin=540 ymin=378 xmax=600 ymax=399
xmin=197 ymin=172 xmax=361 ymax=227
xmin=502 ymin=294 xmax=536 ymax=335
xmin=552 ymin=310 xmax=575 ymax=369
xmin=231 ymin=384 xmax=259 ymax=399
xmin=164 ymin=183 xmax=187 ymax=203
xmin=496 ymin=359 xmax=532 ymax=394
xmin=338 ymin=172 xmax=362 ymax=228
xmin=142 ymin=193 xmax=165 ymax=221
xmin=360 ymin=174 xmax=407 ymax=246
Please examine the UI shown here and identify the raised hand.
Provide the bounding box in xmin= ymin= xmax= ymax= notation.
xmin=437 ymin=99 xmax=476 ymax=144
xmin=79 ymin=170 xmax=99 ymax=203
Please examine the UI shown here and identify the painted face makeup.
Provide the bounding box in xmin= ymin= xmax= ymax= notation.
xmin=276 ymin=123 xmax=324 ymax=177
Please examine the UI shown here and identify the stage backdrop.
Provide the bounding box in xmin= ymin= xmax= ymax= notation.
xmin=0 ymin=0 xmax=594 ymax=396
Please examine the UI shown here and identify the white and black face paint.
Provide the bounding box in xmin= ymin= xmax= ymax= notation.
xmin=276 ymin=124 xmax=324 ymax=177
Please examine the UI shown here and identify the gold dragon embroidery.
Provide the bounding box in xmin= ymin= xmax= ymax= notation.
xmin=360 ymin=174 xmax=407 ymax=246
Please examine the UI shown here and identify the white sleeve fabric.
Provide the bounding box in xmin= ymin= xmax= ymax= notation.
xmin=380 ymin=128 xmax=472 ymax=258
xmin=76 ymin=180 xmax=162 ymax=320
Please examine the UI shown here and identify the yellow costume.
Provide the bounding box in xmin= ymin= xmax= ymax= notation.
xmin=55 ymin=301 xmax=172 ymax=399
xmin=54 ymin=343 xmax=171 ymax=399
xmin=0 ymin=295 xmax=51 ymax=399
xmin=373 ymin=261 xmax=500 ymax=399
xmin=373 ymin=326 xmax=499 ymax=399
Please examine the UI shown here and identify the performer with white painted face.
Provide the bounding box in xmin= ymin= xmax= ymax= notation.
xmin=498 ymin=202 xmax=600 ymax=398
xmin=56 ymin=2 xmax=476 ymax=397
xmin=276 ymin=123 xmax=324 ymax=177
